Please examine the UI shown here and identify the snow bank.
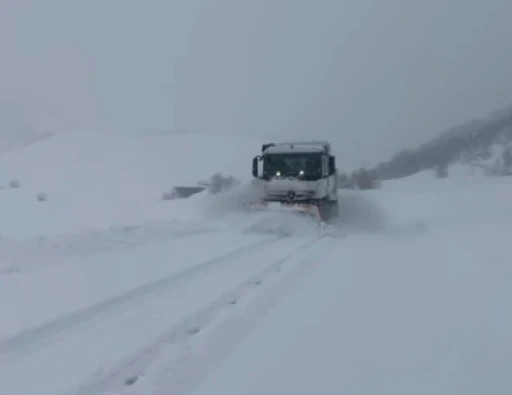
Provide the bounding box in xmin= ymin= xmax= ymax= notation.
xmin=0 ymin=219 xmax=216 ymax=274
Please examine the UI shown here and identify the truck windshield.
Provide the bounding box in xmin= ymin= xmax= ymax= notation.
xmin=263 ymin=153 xmax=322 ymax=179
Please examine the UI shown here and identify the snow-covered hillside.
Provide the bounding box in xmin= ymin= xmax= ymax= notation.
xmin=374 ymin=105 xmax=512 ymax=179
xmin=0 ymin=103 xmax=54 ymax=154
xmin=0 ymin=130 xmax=264 ymax=233
xmin=1 ymin=131 xmax=510 ymax=395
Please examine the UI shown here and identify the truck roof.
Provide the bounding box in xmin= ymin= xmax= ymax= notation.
xmin=262 ymin=141 xmax=331 ymax=155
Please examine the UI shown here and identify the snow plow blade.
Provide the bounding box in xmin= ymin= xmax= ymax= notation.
xmin=244 ymin=201 xmax=323 ymax=222
xmin=244 ymin=201 xmax=345 ymax=237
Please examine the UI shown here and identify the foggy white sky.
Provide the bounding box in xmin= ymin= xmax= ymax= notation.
xmin=1 ymin=0 xmax=512 ymax=162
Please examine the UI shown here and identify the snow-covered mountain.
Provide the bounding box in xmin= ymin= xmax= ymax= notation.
xmin=373 ymin=105 xmax=512 ymax=179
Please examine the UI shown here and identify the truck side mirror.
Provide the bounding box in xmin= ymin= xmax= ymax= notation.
xmin=252 ymin=156 xmax=259 ymax=177
xmin=328 ymin=156 xmax=336 ymax=175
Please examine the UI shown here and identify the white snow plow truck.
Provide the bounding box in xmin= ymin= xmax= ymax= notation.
xmin=250 ymin=141 xmax=339 ymax=223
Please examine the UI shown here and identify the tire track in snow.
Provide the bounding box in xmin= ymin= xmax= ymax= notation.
xmin=72 ymin=235 xmax=332 ymax=395
xmin=0 ymin=236 xmax=282 ymax=366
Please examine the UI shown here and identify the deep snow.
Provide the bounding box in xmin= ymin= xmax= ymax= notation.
xmin=1 ymin=131 xmax=511 ymax=395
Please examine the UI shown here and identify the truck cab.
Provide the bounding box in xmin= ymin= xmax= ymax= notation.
xmin=252 ymin=141 xmax=338 ymax=221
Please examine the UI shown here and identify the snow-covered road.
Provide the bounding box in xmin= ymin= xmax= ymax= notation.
xmin=4 ymin=221 xmax=510 ymax=395
xmin=0 ymin=231 xmax=333 ymax=395
xmin=190 ymin=232 xmax=512 ymax=395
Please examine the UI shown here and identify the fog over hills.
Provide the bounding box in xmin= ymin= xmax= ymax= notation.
xmin=2 ymin=1 xmax=512 ymax=168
